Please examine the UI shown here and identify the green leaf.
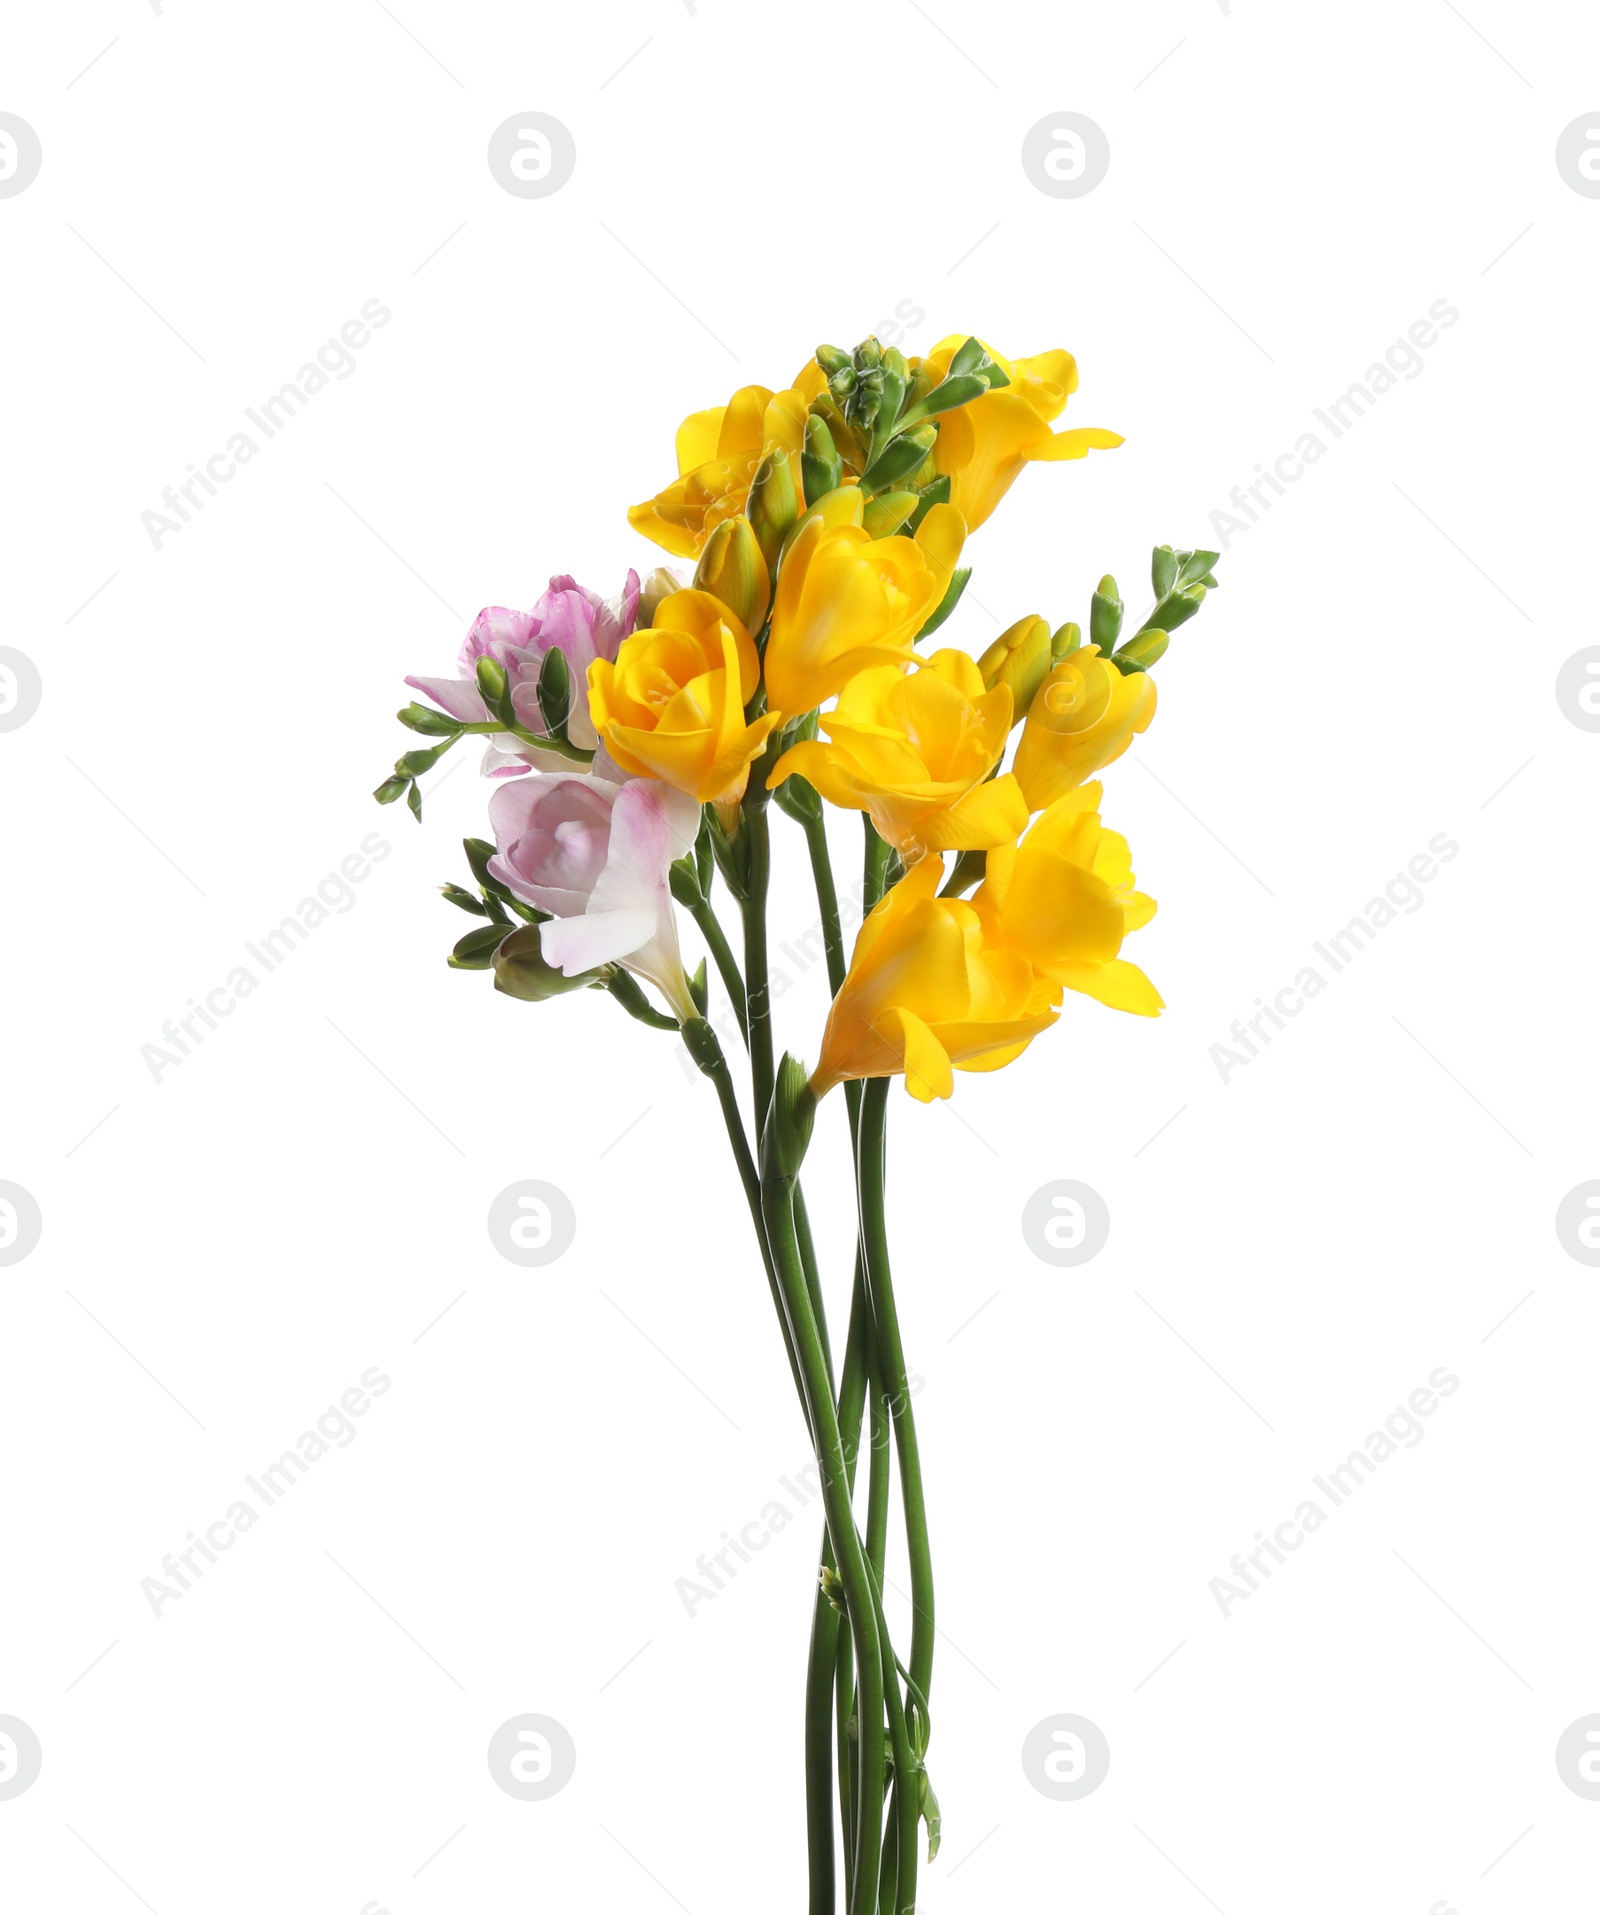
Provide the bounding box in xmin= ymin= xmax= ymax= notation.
xmin=440 ymin=882 xmax=490 ymax=917
xmin=914 ymin=565 xmax=970 ymax=642
xmin=447 ymin=923 xmax=504 ymax=970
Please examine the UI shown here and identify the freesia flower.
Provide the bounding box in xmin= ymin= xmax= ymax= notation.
xmin=628 ymin=385 xmax=809 ymax=559
xmin=975 ymin=783 xmax=1162 ymax=1016
xmin=406 ymin=572 xmax=641 ymax=772
xmin=587 ymin=588 xmax=782 ymax=820
xmin=762 ymin=489 xmax=966 ymax=718
xmin=486 ymin=771 xmax=699 ymax=1021
xmin=768 ymin=649 xmax=1027 ymax=861
xmin=1011 ymin=645 xmax=1155 ymax=810
xmin=918 ymin=335 xmax=1122 ymax=530
xmin=809 ymin=857 xmax=1059 ymax=1104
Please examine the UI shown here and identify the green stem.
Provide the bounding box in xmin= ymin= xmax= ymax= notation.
xmin=763 ymin=1173 xmax=886 ymax=1915
xmin=689 ymin=897 xmax=748 ymax=1045
xmin=859 ymin=1075 xmax=933 ymax=1909
xmin=742 ymin=802 xmax=776 ymax=1140
xmin=802 ymin=808 xmax=847 ymax=997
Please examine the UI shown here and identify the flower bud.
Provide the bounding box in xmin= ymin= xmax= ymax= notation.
xmin=801 ymin=415 xmax=843 ymax=505
xmin=1089 ymin=575 xmax=1123 ymax=655
xmin=637 ymin=566 xmax=686 ymax=628
xmin=1051 ymin=620 xmax=1081 ymax=663
xmin=693 ymin=515 xmax=771 ymax=633
xmin=763 ymin=1051 xmax=816 ymax=1180
xmin=536 ymin=645 xmax=570 ymax=737
xmin=815 ymin=344 xmax=853 ymax=378
xmin=977 ymin=614 xmax=1051 ymax=724
xmin=1114 ymin=627 xmax=1169 ymax=671
xmin=862 ymin=490 xmax=920 ymax=539
xmin=746 ymin=444 xmax=800 ymax=570
xmin=860 ymin=423 xmax=936 ymax=495
xmin=491 ymin=923 xmax=597 ymax=999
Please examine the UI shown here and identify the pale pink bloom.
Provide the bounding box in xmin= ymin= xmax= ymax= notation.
xmin=486 ymin=771 xmax=700 ymax=1020
xmin=406 ymin=572 xmax=640 ymax=776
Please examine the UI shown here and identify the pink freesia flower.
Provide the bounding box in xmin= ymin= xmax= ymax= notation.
xmin=406 ymin=571 xmax=641 ymax=775
xmin=486 ymin=771 xmax=700 ymax=1020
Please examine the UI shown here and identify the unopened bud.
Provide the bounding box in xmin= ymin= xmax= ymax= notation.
xmin=977 ymin=614 xmax=1051 ymax=724
xmin=638 ymin=566 xmax=686 ymax=628
xmin=746 ymin=444 xmax=800 ymax=570
xmin=693 ymin=515 xmax=771 ymax=632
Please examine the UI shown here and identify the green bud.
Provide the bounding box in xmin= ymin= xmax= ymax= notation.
xmin=1177 ymin=547 xmax=1220 ymax=588
xmin=405 ymin=781 xmax=422 ymax=821
xmin=1159 ymin=584 xmax=1207 ymax=632
xmin=898 ymin=370 xmax=991 ymax=430
xmin=668 ymin=854 xmax=703 ymax=911
xmin=536 ymin=646 xmax=570 ymax=737
xmin=946 ymin=335 xmax=987 ymax=378
xmin=815 ymin=343 xmax=853 ymax=378
xmin=747 ymin=444 xmax=800 ymax=571
xmin=860 ymin=423 xmax=936 ymax=494
xmin=1051 ymin=620 xmax=1082 ymax=662
xmin=1114 ymin=627 xmax=1169 ymax=670
xmin=491 ymin=923 xmax=593 ymax=999
xmin=862 ymin=490 xmax=920 ymax=539
xmin=1089 ymin=575 xmax=1123 ymax=654
xmin=819 ymin=1563 xmax=848 ymax=1615
xmin=474 ymin=654 xmax=513 ymax=724
xmin=447 ymin=923 xmax=505 ymax=971
xmin=397 ymin=744 xmax=449 ymax=777
xmin=1151 ymin=544 xmax=1178 ymax=599
xmin=693 ymin=515 xmax=771 ymax=631
xmin=801 ymin=415 xmax=843 ymax=505
xmin=919 ymin=1769 xmax=942 ymax=1863
xmin=373 ymin=775 xmax=410 ymax=806
xmin=397 ymin=702 xmax=461 ymax=737
xmin=440 ymin=881 xmax=490 ymax=917
xmin=913 ymin=565 xmax=970 ymax=642
xmin=853 ymin=336 xmax=883 ymax=371
xmin=763 ymin=1052 xmax=816 ymax=1180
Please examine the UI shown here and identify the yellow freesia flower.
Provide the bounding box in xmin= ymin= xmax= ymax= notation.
xmin=768 ymin=649 xmax=1027 ymax=861
xmin=1011 ymin=645 xmax=1155 ymax=810
xmin=628 ymin=385 xmax=809 ymax=560
xmin=919 ymin=335 xmax=1122 ymax=530
xmin=809 ymin=856 xmax=1059 ymax=1103
xmin=587 ymin=589 xmax=781 ymax=815
xmin=975 ymin=783 xmax=1162 ymax=1016
xmin=762 ymin=488 xmax=966 ymax=717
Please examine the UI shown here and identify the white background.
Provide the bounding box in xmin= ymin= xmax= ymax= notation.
xmin=2 ymin=2 xmax=1597 ymax=1910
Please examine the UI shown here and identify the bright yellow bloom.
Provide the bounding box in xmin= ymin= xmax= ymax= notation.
xmin=810 ymin=857 xmax=1059 ymax=1103
xmin=628 ymin=385 xmax=809 ymax=560
xmin=975 ymin=784 xmax=1162 ymax=1016
xmin=587 ymin=589 xmax=781 ymax=813
xmin=762 ymin=488 xmax=966 ymax=717
xmin=768 ymin=649 xmax=1027 ymax=861
xmin=919 ymin=335 xmax=1122 ymax=530
xmin=1011 ymin=646 xmax=1155 ymax=810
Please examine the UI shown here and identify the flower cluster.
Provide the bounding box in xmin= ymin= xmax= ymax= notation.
xmin=379 ymin=331 xmax=1216 ymax=1107
xmin=375 ymin=328 xmax=1220 ymax=1913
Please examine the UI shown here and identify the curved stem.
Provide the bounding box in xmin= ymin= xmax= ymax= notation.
xmin=801 ymin=807 xmax=847 ymax=997
xmin=690 ymin=896 xmax=748 ymax=1045
xmin=741 ymin=803 xmax=776 ymax=1140
xmin=763 ymin=1173 xmax=886 ymax=1915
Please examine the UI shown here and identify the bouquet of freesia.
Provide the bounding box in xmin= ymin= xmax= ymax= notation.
xmin=375 ymin=331 xmax=1218 ymax=1912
